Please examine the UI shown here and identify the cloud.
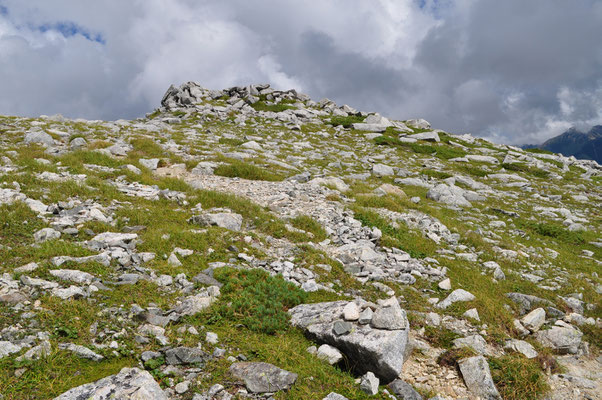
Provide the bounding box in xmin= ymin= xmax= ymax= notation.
xmin=0 ymin=0 xmax=600 ymax=145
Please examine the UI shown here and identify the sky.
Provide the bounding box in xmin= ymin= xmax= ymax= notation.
xmin=0 ymin=0 xmax=601 ymax=145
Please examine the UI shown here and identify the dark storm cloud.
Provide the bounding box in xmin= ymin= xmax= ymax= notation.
xmin=0 ymin=0 xmax=600 ymax=144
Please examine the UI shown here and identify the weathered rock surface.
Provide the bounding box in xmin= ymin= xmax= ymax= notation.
xmin=229 ymin=362 xmax=297 ymax=393
xmin=53 ymin=367 xmax=167 ymax=399
xmin=290 ymin=300 xmax=409 ymax=382
xmin=458 ymin=356 xmax=501 ymax=400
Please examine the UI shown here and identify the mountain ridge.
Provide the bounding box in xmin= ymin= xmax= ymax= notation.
xmin=524 ymin=125 xmax=602 ymax=163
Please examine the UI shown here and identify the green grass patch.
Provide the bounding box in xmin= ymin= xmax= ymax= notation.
xmin=517 ymin=220 xmax=585 ymax=245
xmin=327 ymin=115 xmax=366 ymax=128
xmin=353 ymin=208 xmax=436 ymax=258
xmin=0 ymin=351 xmax=134 ymax=399
xmin=423 ymin=170 xmax=452 ymax=180
xmin=214 ymin=159 xmax=285 ymax=181
xmin=207 ymin=267 xmax=307 ymax=334
xmin=289 ymin=215 xmax=328 ymax=242
xmin=489 ymin=355 xmax=549 ymax=400
xmin=524 ymin=147 xmax=554 ymax=155
xmin=425 ymin=326 xmax=461 ymax=349
xmin=502 ymin=163 xmax=549 ymax=179
xmin=251 ymin=101 xmax=295 ymax=113
xmin=434 ymin=146 xmax=467 ymax=160
xmin=0 ymin=202 xmax=46 ymax=248
xmin=218 ymin=137 xmax=245 ymax=146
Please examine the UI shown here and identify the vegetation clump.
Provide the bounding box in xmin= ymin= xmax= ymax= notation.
xmin=208 ymin=268 xmax=307 ymax=334
xmin=488 ymin=355 xmax=549 ymax=400
xmin=214 ymin=159 xmax=285 ymax=181
xmin=327 ymin=115 xmax=365 ymax=128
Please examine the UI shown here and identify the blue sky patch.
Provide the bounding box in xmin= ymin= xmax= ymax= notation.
xmin=37 ymin=21 xmax=105 ymax=44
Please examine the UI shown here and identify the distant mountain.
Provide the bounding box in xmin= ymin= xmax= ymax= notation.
xmin=524 ymin=125 xmax=602 ymax=163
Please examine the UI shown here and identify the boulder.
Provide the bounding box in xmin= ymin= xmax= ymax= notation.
xmin=388 ymin=379 xmax=423 ymax=400
xmin=372 ymin=163 xmax=395 ymax=177
xmin=189 ymin=212 xmax=243 ymax=231
xmin=53 ymin=367 xmax=167 ymax=400
xmin=360 ymin=371 xmax=379 ymax=395
xmin=410 ymin=131 xmax=440 ymax=142
xmin=34 ymin=228 xmax=61 ymax=242
xmin=0 ymin=341 xmax=23 ymax=359
xmin=49 ymin=269 xmax=94 ymax=285
xmin=458 ymin=356 xmax=501 ymax=400
xmin=503 ymin=339 xmax=538 ymax=359
xmin=164 ymin=347 xmax=209 ymax=365
xmin=406 ymin=119 xmax=431 ymax=130
xmin=323 ymin=393 xmax=349 ymax=400
xmin=505 ymin=293 xmax=554 ymax=315
xmin=427 ymin=184 xmax=472 ymax=208
xmin=24 ymin=131 xmax=55 ymax=147
xmin=535 ymin=321 xmax=583 ymax=354
xmin=58 ymin=343 xmax=103 ymax=361
xmin=371 ymin=297 xmax=408 ymax=330
xmin=521 ymin=308 xmax=546 ymax=332
xmin=436 ymin=289 xmax=475 ymax=309
xmin=453 ymin=334 xmax=490 ymax=356
xmin=229 ymin=362 xmax=297 ymax=393
xmin=289 ymin=301 xmax=409 ymax=383
xmin=317 ymin=344 xmax=343 ymax=364
xmin=343 ymin=302 xmax=360 ymax=321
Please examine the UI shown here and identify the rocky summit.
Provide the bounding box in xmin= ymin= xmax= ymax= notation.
xmin=0 ymin=81 xmax=600 ymax=400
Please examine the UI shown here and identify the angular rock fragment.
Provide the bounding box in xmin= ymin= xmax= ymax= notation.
xmin=189 ymin=212 xmax=243 ymax=231
xmin=164 ymin=346 xmax=209 ymax=365
xmin=436 ymin=289 xmax=475 ymax=309
xmin=229 ymin=362 xmax=297 ymax=393
xmin=458 ymin=356 xmax=501 ymax=400
xmin=53 ymin=367 xmax=167 ymax=400
xmin=388 ymin=379 xmax=423 ymax=400
xmin=58 ymin=343 xmax=104 ymax=361
xmin=360 ymin=371 xmax=379 ymax=395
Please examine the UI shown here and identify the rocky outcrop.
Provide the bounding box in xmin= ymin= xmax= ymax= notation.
xmin=289 ymin=299 xmax=409 ymax=383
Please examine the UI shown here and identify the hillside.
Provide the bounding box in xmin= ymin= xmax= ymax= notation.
xmin=526 ymin=125 xmax=602 ymax=163
xmin=0 ymin=82 xmax=600 ymax=400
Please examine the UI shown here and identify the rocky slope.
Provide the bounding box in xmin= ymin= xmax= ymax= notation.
xmin=0 ymin=81 xmax=600 ymax=400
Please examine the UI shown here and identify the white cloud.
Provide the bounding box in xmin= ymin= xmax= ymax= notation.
xmin=0 ymin=0 xmax=600 ymax=144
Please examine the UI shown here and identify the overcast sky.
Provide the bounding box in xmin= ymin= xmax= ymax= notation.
xmin=0 ymin=0 xmax=601 ymax=145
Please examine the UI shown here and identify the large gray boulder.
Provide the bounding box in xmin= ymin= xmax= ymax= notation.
xmin=458 ymin=356 xmax=501 ymax=400
xmin=24 ymin=131 xmax=55 ymax=147
xmin=53 ymin=367 xmax=167 ymax=399
xmin=289 ymin=300 xmax=409 ymax=383
xmin=229 ymin=362 xmax=297 ymax=393
xmin=410 ymin=131 xmax=440 ymax=142
xmin=426 ymin=184 xmax=472 ymax=208
xmin=535 ymin=321 xmax=583 ymax=354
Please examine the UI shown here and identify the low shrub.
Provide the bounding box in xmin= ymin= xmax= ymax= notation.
xmin=209 ymin=268 xmax=307 ymax=334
